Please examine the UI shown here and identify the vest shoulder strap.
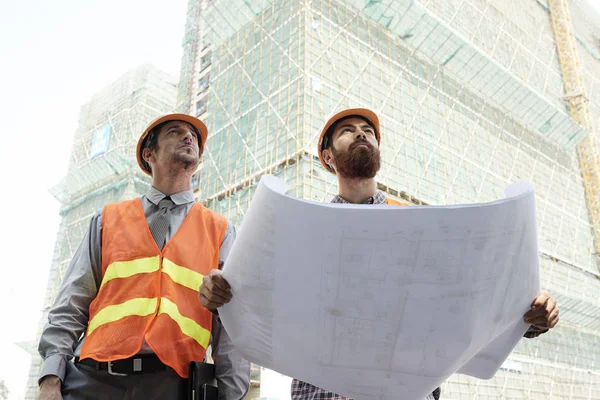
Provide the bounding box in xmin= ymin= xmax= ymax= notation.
xmin=190 ymin=203 xmax=228 ymax=227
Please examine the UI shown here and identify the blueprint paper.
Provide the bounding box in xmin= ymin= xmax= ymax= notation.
xmin=219 ymin=175 xmax=540 ymax=400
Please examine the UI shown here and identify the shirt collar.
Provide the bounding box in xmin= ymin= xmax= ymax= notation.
xmin=331 ymin=191 xmax=387 ymax=205
xmin=146 ymin=186 xmax=195 ymax=206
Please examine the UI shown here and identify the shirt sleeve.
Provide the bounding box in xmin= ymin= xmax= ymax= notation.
xmin=211 ymin=315 xmax=251 ymax=400
xmin=37 ymin=212 xmax=103 ymax=384
xmin=523 ymin=325 xmax=549 ymax=338
xmin=212 ymin=221 xmax=251 ymax=399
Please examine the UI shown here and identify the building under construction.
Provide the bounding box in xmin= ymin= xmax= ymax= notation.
xmin=19 ymin=65 xmax=178 ymax=399
xmin=179 ymin=0 xmax=600 ymax=398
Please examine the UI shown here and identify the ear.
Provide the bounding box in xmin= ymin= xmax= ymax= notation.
xmin=322 ymin=148 xmax=335 ymax=171
xmin=142 ymin=147 xmax=155 ymax=165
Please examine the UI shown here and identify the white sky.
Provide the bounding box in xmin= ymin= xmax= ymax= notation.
xmin=0 ymin=1 xmax=186 ymax=398
xmin=1 ymin=1 xmax=599 ymax=400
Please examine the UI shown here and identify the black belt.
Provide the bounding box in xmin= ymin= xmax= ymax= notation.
xmin=76 ymin=355 xmax=168 ymax=375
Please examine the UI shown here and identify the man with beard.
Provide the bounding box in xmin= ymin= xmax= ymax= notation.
xmin=196 ymin=108 xmax=559 ymax=399
xmin=286 ymin=108 xmax=559 ymax=400
xmin=37 ymin=114 xmax=250 ymax=400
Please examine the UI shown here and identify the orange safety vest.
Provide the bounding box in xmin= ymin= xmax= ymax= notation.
xmin=80 ymin=198 xmax=227 ymax=378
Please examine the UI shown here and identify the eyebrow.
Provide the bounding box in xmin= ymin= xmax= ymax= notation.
xmin=337 ymin=124 xmax=356 ymax=131
xmin=165 ymin=124 xmax=183 ymax=132
xmin=337 ymin=123 xmax=373 ymax=131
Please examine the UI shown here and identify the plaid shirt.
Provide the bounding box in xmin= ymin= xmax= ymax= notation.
xmin=290 ymin=192 xmax=547 ymax=400
xmin=330 ymin=191 xmax=388 ymax=205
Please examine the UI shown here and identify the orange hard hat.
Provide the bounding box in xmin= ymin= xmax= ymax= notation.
xmin=317 ymin=108 xmax=381 ymax=173
xmin=136 ymin=113 xmax=208 ymax=175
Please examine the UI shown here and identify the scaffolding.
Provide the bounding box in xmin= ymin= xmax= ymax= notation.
xmin=548 ymin=0 xmax=600 ymax=262
xmin=177 ymin=0 xmax=203 ymax=113
xmin=20 ymin=65 xmax=177 ymax=400
xmin=179 ymin=0 xmax=600 ymax=398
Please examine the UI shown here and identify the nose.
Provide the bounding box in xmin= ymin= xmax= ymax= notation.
xmin=183 ymin=130 xmax=194 ymax=143
xmin=356 ymin=130 xmax=367 ymax=140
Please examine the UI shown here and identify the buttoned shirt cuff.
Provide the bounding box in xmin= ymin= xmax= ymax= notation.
xmin=38 ymin=354 xmax=68 ymax=385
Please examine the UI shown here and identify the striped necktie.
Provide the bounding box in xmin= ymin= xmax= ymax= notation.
xmin=149 ymin=196 xmax=174 ymax=250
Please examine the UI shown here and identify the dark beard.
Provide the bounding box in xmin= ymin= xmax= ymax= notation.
xmin=172 ymin=152 xmax=200 ymax=172
xmin=331 ymin=140 xmax=381 ymax=179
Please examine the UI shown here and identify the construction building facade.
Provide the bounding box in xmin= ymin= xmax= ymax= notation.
xmin=20 ymin=65 xmax=178 ymax=399
xmin=179 ymin=0 xmax=600 ymax=398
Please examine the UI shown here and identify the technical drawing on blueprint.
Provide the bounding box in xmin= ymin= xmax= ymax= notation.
xmin=219 ymin=175 xmax=540 ymax=400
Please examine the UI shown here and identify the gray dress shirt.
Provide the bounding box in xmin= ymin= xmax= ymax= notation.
xmin=38 ymin=187 xmax=250 ymax=399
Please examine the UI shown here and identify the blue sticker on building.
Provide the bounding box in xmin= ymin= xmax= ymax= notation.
xmin=89 ymin=123 xmax=111 ymax=159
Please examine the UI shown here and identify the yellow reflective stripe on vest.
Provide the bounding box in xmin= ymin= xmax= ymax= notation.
xmin=158 ymin=297 xmax=211 ymax=349
xmin=162 ymin=258 xmax=204 ymax=292
xmin=100 ymin=256 xmax=161 ymax=289
xmin=87 ymin=297 xmax=210 ymax=348
xmin=88 ymin=297 xmax=158 ymax=335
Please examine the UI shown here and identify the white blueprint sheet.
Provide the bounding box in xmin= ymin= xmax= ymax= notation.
xmin=219 ymin=175 xmax=540 ymax=400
